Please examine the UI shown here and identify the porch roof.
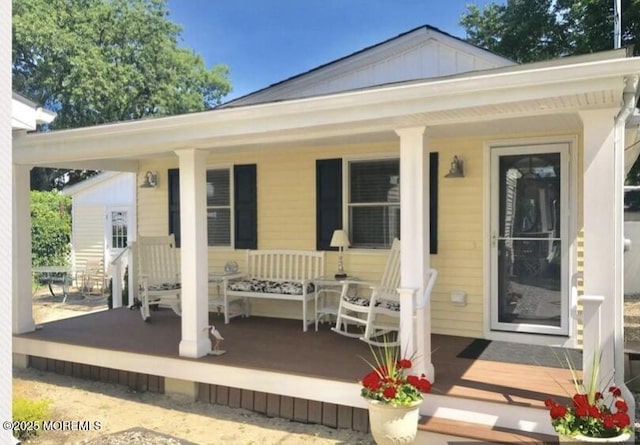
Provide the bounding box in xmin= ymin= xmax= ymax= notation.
xmin=12 ymin=49 xmax=640 ymax=171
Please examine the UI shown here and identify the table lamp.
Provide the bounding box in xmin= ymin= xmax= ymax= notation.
xmin=330 ymin=229 xmax=350 ymax=279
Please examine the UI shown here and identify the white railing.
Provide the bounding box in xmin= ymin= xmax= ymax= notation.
xmin=398 ymin=268 xmax=438 ymax=381
xmin=110 ymin=245 xmax=132 ymax=309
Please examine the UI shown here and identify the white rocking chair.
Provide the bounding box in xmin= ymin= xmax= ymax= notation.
xmin=332 ymin=238 xmax=401 ymax=345
xmin=134 ymin=234 xmax=181 ymax=321
xmin=332 ymin=238 xmax=438 ymax=346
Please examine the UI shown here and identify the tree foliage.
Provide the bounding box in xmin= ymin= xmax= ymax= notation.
xmin=13 ymin=0 xmax=232 ymax=190
xmin=461 ymin=0 xmax=639 ymax=63
xmin=30 ymin=191 xmax=72 ymax=267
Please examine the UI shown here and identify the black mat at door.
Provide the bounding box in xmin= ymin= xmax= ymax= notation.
xmin=457 ymin=338 xmax=582 ymax=369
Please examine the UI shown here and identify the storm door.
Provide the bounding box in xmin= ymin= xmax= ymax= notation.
xmin=490 ymin=144 xmax=568 ymax=335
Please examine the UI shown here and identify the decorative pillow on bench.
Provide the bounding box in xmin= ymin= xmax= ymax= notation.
xmin=228 ymin=279 xmax=315 ymax=295
xmin=344 ymin=295 xmax=400 ymax=312
xmin=147 ymin=282 xmax=181 ymax=291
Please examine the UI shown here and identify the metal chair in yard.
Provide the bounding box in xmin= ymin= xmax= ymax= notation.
xmin=80 ymin=258 xmax=108 ymax=299
xmin=134 ymin=234 xmax=181 ymax=321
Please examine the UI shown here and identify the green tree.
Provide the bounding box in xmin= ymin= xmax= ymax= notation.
xmin=30 ymin=191 xmax=72 ymax=267
xmin=461 ymin=0 xmax=640 ymax=183
xmin=13 ymin=0 xmax=232 ymax=189
xmin=460 ymin=0 xmax=639 ymax=63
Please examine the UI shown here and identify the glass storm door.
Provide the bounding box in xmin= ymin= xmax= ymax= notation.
xmin=490 ymin=144 xmax=569 ymax=335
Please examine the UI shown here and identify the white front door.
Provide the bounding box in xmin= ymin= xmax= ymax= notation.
xmin=490 ymin=143 xmax=569 ymax=335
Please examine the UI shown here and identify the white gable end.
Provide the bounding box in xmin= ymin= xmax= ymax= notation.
xmin=226 ymin=26 xmax=515 ymax=107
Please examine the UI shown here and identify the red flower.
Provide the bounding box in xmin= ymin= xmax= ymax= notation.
xmin=609 ymin=386 xmax=622 ymax=397
xmin=550 ymin=405 xmax=567 ymax=419
xmin=613 ymin=412 xmax=630 ymax=428
xmin=572 ymin=394 xmax=589 ymax=416
xmin=603 ymin=414 xmax=615 ymax=429
xmin=544 ymin=398 xmax=556 ymax=408
xmin=615 ymin=399 xmax=628 ymax=413
xmin=383 ymin=386 xmax=397 ymax=399
xmin=362 ymin=372 xmax=381 ymax=391
xmin=397 ymin=359 xmax=412 ymax=369
xmin=417 ymin=378 xmax=432 ymax=393
xmin=588 ymin=405 xmax=601 ymax=419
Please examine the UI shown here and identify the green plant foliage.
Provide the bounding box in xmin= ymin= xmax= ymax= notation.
xmin=31 ymin=190 xmax=72 ymax=267
xmin=12 ymin=397 xmax=51 ymax=441
xmin=460 ymin=0 xmax=639 ymax=63
xmin=13 ymin=0 xmax=233 ymax=191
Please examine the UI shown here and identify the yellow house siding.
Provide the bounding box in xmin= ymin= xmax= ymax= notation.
xmin=430 ymin=138 xmax=485 ymax=338
xmin=136 ymin=134 xmax=582 ymax=337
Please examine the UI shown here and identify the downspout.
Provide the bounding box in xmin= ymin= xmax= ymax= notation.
xmin=614 ymin=76 xmax=639 ymax=425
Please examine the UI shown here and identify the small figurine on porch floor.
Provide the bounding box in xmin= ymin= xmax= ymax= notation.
xmin=204 ymin=325 xmax=226 ymax=356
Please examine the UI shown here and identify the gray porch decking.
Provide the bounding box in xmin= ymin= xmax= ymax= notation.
xmin=15 ymin=307 xmax=577 ymax=410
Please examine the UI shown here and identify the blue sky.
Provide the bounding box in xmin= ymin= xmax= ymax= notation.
xmin=166 ymin=0 xmax=501 ymax=101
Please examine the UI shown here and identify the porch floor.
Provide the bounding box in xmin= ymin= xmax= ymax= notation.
xmin=16 ymin=307 xmax=577 ymax=410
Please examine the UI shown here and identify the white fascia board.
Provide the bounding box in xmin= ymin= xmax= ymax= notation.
xmin=11 ymin=95 xmax=57 ymax=130
xmin=60 ymin=171 xmax=120 ymax=196
xmin=12 ymin=54 xmax=640 ymax=166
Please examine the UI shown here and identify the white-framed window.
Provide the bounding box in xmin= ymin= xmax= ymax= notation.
xmin=347 ymin=157 xmax=400 ymax=249
xmin=109 ymin=209 xmax=128 ymax=250
xmin=206 ymin=168 xmax=232 ymax=247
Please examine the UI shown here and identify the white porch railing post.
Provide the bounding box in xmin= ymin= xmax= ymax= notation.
xmin=580 ymin=295 xmax=604 ymax=388
xmin=398 ymin=287 xmax=416 ymax=361
xmin=111 ymin=260 xmax=122 ymax=308
xmin=110 ymin=245 xmax=131 ymax=309
xmin=129 ymin=241 xmax=138 ymax=306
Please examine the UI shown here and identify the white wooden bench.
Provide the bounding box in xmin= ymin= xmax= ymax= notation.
xmin=223 ymin=249 xmax=325 ymax=331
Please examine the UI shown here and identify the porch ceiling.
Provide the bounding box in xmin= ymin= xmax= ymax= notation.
xmin=11 ymin=51 xmax=639 ymax=170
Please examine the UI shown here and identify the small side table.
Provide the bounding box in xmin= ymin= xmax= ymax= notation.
xmin=313 ymin=275 xmax=358 ymax=331
xmin=208 ymin=271 xmax=244 ymax=317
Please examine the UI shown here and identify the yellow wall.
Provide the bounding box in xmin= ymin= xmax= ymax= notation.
xmin=137 ymin=132 xmax=582 ymax=337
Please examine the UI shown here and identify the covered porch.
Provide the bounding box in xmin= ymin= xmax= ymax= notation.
xmin=14 ymin=308 xmax=576 ymax=440
xmin=12 ymin=47 xmax=640 ymax=438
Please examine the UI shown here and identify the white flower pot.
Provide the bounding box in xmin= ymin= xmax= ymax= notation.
xmin=366 ymin=399 xmax=421 ymax=445
xmin=558 ymin=432 xmax=631 ymax=443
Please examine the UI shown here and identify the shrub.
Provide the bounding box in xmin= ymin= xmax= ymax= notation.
xmin=12 ymin=397 xmax=51 ymax=441
xmin=31 ymin=190 xmax=71 ymax=267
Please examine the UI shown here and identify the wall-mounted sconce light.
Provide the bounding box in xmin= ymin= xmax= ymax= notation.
xmin=445 ymin=156 xmax=464 ymax=178
xmin=140 ymin=170 xmax=158 ymax=188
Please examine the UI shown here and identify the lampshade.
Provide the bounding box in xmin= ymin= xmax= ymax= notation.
xmin=330 ymin=230 xmax=349 ymax=248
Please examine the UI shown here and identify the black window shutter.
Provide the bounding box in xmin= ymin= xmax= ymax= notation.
xmin=234 ymin=164 xmax=257 ymax=249
xmin=316 ymin=159 xmax=343 ymax=251
xmin=430 ymin=152 xmax=438 ymax=254
xmin=168 ymin=168 xmax=181 ymax=247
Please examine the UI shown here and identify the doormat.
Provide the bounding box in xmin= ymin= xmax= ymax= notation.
xmin=457 ymin=338 xmax=582 ymax=369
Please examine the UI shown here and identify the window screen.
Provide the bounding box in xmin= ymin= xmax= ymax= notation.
xmin=206 ymin=169 xmax=231 ymax=246
xmin=348 ymin=159 xmax=400 ymax=248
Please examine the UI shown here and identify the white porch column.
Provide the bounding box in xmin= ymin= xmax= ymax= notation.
xmin=580 ymin=109 xmax=619 ymax=386
xmin=176 ymin=149 xmax=210 ymax=358
xmin=12 ymin=164 xmax=35 ymax=334
xmin=395 ymin=126 xmax=432 ymax=381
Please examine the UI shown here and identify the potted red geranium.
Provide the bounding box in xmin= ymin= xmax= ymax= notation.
xmin=544 ymin=352 xmax=632 ymax=443
xmin=360 ymin=343 xmax=431 ymax=445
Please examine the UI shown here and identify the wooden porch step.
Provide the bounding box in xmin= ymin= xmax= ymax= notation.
xmin=418 ymin=416 xmax=558 ymax=444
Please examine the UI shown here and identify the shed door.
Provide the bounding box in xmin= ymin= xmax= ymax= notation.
xmin=106 ymin=207 xmax=131 ymax=264
xmin=490 ymin=143 xmax=569 ymax=335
